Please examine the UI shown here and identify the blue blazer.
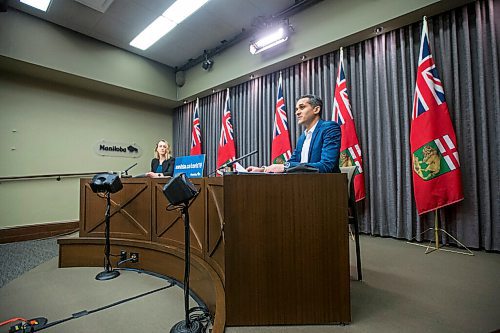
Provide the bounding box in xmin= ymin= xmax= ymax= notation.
xmin=288 ymin=119 xmax=341 ymax=173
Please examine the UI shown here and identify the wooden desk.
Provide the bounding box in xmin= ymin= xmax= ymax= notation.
xmin=61 ymin=174 xmax=350 ymax=332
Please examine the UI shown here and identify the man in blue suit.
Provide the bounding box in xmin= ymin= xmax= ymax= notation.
xmin=247 ymin=94 xmax=341 ymax=173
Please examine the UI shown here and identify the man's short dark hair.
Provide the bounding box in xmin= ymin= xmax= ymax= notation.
xmin=299 ymin=94 xmax=323 ymax=117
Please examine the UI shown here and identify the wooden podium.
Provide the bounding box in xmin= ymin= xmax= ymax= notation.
xmin=60 ymin=173 xmax=350 ymax=331
xmin=223 ymin=174 xmax=350 ymax=325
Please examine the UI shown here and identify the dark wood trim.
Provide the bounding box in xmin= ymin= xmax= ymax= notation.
xmin=0 ymin=221 xmax=79 ymax=244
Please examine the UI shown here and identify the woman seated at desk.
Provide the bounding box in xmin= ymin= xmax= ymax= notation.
xmin=146 ymin=139 xmax=175 ymax=178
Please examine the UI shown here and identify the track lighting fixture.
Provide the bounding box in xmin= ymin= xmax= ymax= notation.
xmin=201 ymin=50 xmax=213 ymax=71
xmin=249 ymin=20 xmax=292 ymax=54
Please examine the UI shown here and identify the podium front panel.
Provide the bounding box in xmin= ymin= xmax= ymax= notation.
xmin=223 ymin=174 xmax=350 ymax=325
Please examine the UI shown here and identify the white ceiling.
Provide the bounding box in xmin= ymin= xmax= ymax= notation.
xmin=8 ymin=0 xmax=303 ymax=69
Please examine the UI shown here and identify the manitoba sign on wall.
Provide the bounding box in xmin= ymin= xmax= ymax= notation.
xmin=94 ymin=140 xmax=143 ymax=158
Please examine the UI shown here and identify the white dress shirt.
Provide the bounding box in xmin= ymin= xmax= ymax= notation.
xmin=300 ymin=121 xmax=318 ymax=163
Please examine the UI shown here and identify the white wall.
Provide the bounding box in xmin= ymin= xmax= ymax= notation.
xmin=0 ymin=73 xmax=173 ymax=228
xmin=0 ymin=9 xmax=177 ymax=102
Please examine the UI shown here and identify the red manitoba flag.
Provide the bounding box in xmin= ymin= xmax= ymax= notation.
xmin=410 ymin=18 xmax=463 ymax=215
xmin=332 ymin=48 xmax=366 ymax=201
xmin=271 ymin=72 xmax=292 ymax=164
xmin=216 ymin=89 xmax=236 ymax=175
xmin=190 ymin=98 xmax=202 ymax=155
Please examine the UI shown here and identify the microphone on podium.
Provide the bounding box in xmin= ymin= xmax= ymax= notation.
xmin=121 ymin=163 xmax=137 ymax=177
xmin=208 ymin=150 xmax=258 ymax=176
xmin=220 ymin=150 xmax=258 ymax=169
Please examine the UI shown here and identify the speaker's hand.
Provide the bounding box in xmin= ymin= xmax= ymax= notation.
xmin=246 ymin=166 xmax=265 ymax=172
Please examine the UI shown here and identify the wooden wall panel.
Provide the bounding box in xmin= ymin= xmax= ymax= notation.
xmin=80 ymin=178 xmax=151 ymax=240
xmin=152 ymin=178 xmax=205 ymax=257
xmin=0 ymin=221 xmax=78 ymax=243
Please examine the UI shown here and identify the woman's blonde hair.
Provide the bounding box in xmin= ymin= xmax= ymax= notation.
xmin=154 ymin=140 xmax=172 ymax=159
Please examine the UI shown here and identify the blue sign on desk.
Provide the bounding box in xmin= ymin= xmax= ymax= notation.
xmin=173 ymin=154 xmax=205 ymax=178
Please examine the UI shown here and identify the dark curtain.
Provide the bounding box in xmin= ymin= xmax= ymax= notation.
xmin=173 ymin=0 xmax=499 ymax=251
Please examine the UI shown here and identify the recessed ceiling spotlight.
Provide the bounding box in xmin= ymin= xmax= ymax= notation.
xmin=250 ymin=74 xmax=255 ymax=79
xmin=301 ymin=55 xmax=307 ymax=61
xmin=374 ymin=26 xmax=384 ymax=34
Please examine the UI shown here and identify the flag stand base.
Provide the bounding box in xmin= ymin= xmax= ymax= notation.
xmin=349 ymin=225 xmax=355 ymax=241
xmin=407 ymin=209 xmax=474 ymax=256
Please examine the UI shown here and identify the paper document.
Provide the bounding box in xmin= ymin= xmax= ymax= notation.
xmin=233 ymin=162 xmax=247 ymax=172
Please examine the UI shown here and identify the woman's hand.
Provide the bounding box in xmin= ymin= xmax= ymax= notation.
xmin=146 ymin=172 xmax=162 ymax=178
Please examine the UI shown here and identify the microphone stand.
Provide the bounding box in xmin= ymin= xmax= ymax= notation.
xmin=207 ymin=150 xmax=258 ymax=176
xmin=95 ymin=191 xmax=120 ymax=281
xmin=170 ymin=198 xmax=202 ymax=333
xmin=121 ymin=163 xmax=138 ymax=178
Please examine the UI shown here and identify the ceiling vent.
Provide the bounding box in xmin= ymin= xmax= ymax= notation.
xmin=74 ymin=0 xmax=114 ymax=13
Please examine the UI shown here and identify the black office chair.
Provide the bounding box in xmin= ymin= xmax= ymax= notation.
xmin=340 ymin=166 xmax=362 ymax=281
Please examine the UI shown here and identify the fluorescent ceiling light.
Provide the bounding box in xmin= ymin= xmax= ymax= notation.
xmin=130 ymin=16 xmax=176 ymax=50
xmin=20 ymin=0 xmax=51 ymax=11
xmin=163 ymin=0 xmax=209 ymax=24
xmin=130 ymin=0 xmax=210 ymax=50
xmin=250 ymin=27 xmax=289 ymax=55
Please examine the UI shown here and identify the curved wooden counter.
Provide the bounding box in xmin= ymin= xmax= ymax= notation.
xmin=60 ymin=177 xmax=225 ymax=331
xmin=59 ymin=175 xmax=350 ymax=332
xmin=58 ymin=237 xmax=225 ymax=332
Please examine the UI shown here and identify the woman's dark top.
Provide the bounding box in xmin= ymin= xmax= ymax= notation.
xmin=151 ymin=157 xmax=175 ymax=176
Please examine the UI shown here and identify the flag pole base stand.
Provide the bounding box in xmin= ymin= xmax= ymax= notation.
xmin=349 ymin=225 xmax=355 ymax=241
xmin=407 ymin=227 xmax=474 ymax=256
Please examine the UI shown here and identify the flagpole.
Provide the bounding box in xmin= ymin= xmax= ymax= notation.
xmin=407 ymin=208 xmax=473 ymax=256
xmin=434 ymin=209 xmax=439 ymax=250
xmin=408 ymin=15 xmax=470 ymax=256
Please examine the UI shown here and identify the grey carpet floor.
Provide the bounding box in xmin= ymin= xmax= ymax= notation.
xmin=227 ymin=236 xmax=500 ymax=333
xmin=1 ymin=235 xmax=499 ymax=333
xmin=0 ymin=237 xmax=59 ymax=288
xmin=0 ymin=258 xmax=201 ymax=332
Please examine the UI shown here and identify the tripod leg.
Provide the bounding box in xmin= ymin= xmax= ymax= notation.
xmin=437 ymin=229 xmax=474 ymax=255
